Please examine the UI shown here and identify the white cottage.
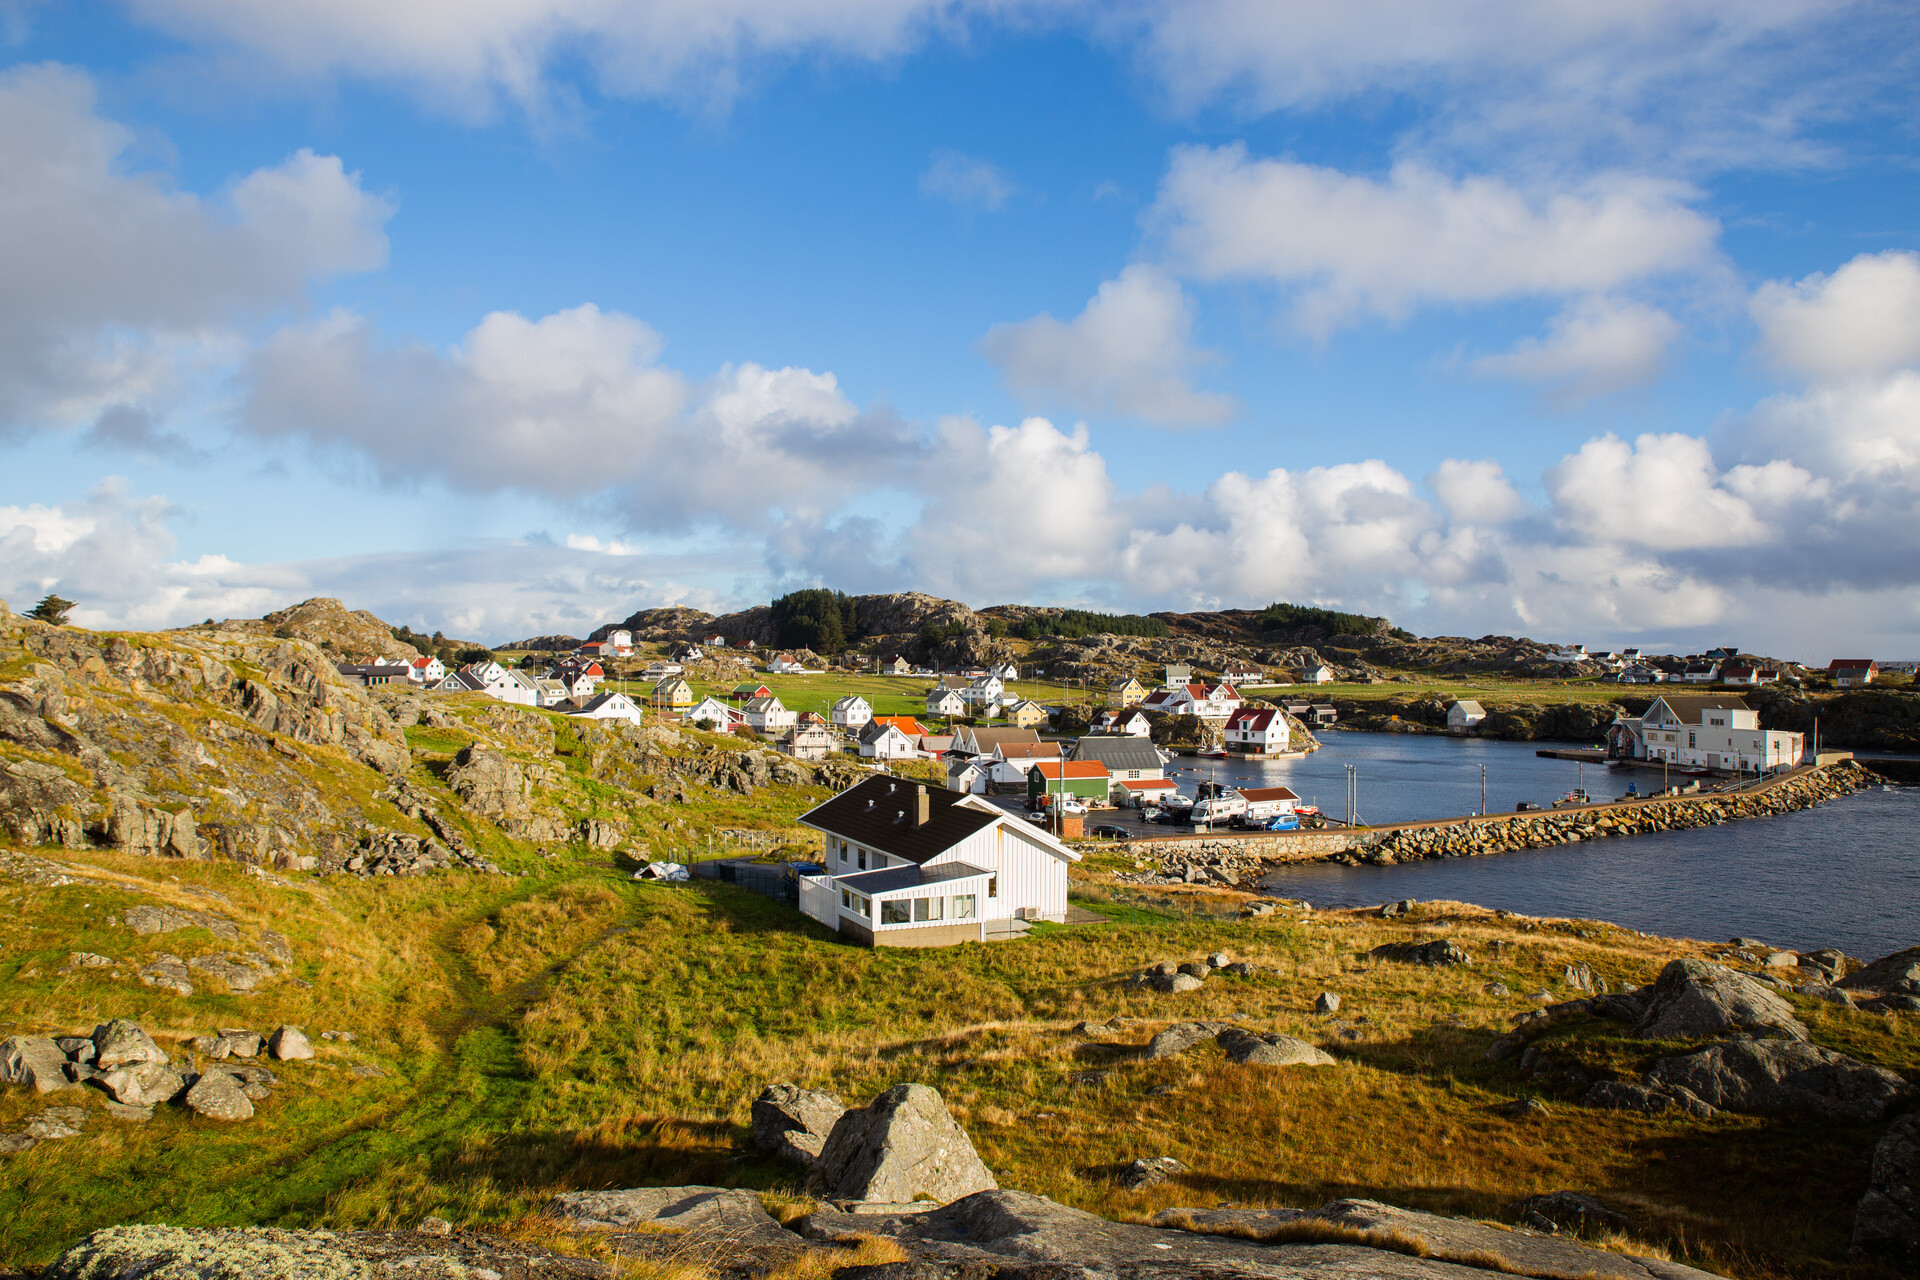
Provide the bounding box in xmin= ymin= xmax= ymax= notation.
xmin=1447 ymin=700 xmax=1486 ymax=731
xmin=831 ymin=694 xmax=874 ymax=729
xmin=743 ymin=695 xmax=797 ymax=734
xmin=796 ymin=776 xmax=1080 ymax=946
xmin=564 ymin=691 xmax=644 ymax=726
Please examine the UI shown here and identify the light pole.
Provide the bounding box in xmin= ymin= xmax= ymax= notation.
xmin=1480 ymin=763 xmax=1487 ymax=816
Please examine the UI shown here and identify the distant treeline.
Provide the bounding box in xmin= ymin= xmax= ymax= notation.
xmin=770 ymin=589 xmax=859 ymax=654
xmin=1018 ymin=610 xmax=1169 ymax=640
xmin=1256 ymin=601 xmax=1387 ymax=636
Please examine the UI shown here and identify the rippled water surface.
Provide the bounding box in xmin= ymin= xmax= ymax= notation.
xmin=1151 ymin=731 xmax=1917 ymax=959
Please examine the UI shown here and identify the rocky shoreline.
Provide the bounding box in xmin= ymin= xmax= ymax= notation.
xmin=1114 ymin=761 xmax=1871 ymax=891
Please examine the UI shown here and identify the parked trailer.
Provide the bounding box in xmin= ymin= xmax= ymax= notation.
xmin=1190 ymin=794 xmax=1247 ymax=826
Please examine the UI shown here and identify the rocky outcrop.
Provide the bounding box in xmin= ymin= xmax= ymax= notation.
xmin=1852 ymin=1113 xmax=1920 ymax=1271
xmin=1141 ymin=1021 xmax=1232 ymax=1060
xmin=1216 ymin=1028 xmax=1337 ymax=1067
xmin=749 ymin=1083 xmax=844 ymax=1169
xmin=1642 ymin=1039 xmax=1912 ymax=1123
xmin=810 ymin=1083 xmax=997 ymax=1205
xmin=1630 ymin=959 xmax=1808 ymax=1041
xmin=0 ymin=1036 xmax=75 ymax=1093
xmin=542 ymin=1186 xmax=798 ymax=1252
xmin=1370 ymin=939 xmax=1472 ymax=966
xmin=1839 ymin=946 xmax=1920 ymax=998
xmin=42 ymin=1225 xmax=608 ymax=1280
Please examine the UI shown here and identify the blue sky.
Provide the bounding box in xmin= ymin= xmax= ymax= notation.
xmin=2 ymin=1 xmax=1918 ymax=658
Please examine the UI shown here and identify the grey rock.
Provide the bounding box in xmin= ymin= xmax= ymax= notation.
xmin=1152 ymin=972 xmax=1204 ymax=993
xmin=24 ymin=1108 xmax=86 ymax=1140
xmin=1175 ymin=961 xmax=1210 ymax=979
xmin=41 ymin=1223 xmax=635 ymax=1280
xmin=1839 ymin=946 xmax=1920 ymax=997
xmin=64 ymin=952 xmax=112 ymax=970
xmin=136 ymin=955 xmax=193 ymax=997
xmin=750 ymin=1082 xmax=845 ymax=1169
xmin=1205 ymin=952 xmax=1231 ymax=969
xmin=242 ymin=1083 xmax=273 ymax=1101
xmin=268 ymin=1025 xmax=314 ymax=1060
xmin=219 ymin=1029 xmax=263 ymax=1057
xmin=187 ymin=953 xmax=278 ymax=993
xmin=1314 ymin=991 xmax=1340 ymax=1014
xmin=1379 ymin=898 xmax=1416 ymax=918
xmin=184 ymin=1069 xmax=255 ymax=1121
xmin=224 ymin=1063 xmax=278 ymax=1085
xmin=1508 ymin=1192 xmax=1630 ymax=1236
xmin=122 ymin=903 xmax=241 ymax=943
xmin=96 ymin=1061 xmax=185 ymax=1107
xmin=1142 ymin=1021 xmax=1230 ymax=1061
xmin=1644 ymin=1038 xmax=1912 ymax=1122
xmin=541 ymin=1186 xmax=806 ymax=1271
xmin=192 ymin=1036 xmax=233 ymax=1059
xmin=1864 ymin=994 xmax=1920 ymax=1014
xmin=1069 ymin=1021 xmax=1115 ymax=1038
xmin=1795 ymin=984 xmax=1854 ymax=1007
xmin=2 ymin=1036 xmax=78 ymax=1093
xmin=1851 ymin=1113 xmax=1919 ymax=1271
xmin=1370 ymin=940 xmax=1471 ymax=966
xmin=1216 ymin=1028 xmax=1336 ymax=1067
xmin=57 ymin=1037 xmax=97 ymax=1064
xmin=1584 ymin=1081 xmax=1673 ymax=1114
xmin=102 ymin=1101 xmax=153 ymax=1122
xmin=1118 ymin=1156 xmax=1188 ymax=1190
xmin=415 ymin=1217 xmax=452 ymax=1237
xmin=1497 ymin=1097 xmax=1548 ymax=1118
xmin=809 ymin=1084 xmax=997 ymax=1205
xmin=1629 ymin=959 xmax=1808 ymax=1042
xmin=1485 ymin=982 xmax=1511 ymax=997
xmin=0 ymin=1134 xmax=34 ymax=1155
xmin=1223 ymin=962 xmax=1257 ymax=976
xmin=91 ymin=1019 xmax=167 ymax=1070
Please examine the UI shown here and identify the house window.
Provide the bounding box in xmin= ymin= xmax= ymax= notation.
xmin=1688 ymin=732 xmax=1696 ymax=748
xmin=880 ymin=899 xmax=911 ymax=925
xmin=841 ymin=888 xmax=851 ymax=908
xmin=952 ymin=894 xmax=975 ymax=919
xmin=988 ymin=876 xmax=998 ymax=899
xmin=913 ymin=896 xmax=944 ymax=922
xmin=858 ymin=849 xmax=867 ymax=869
xmin=838 ymin=843 xmax=848 ymax=863
xmin=855 ymin=894 xmax=871 ymax=918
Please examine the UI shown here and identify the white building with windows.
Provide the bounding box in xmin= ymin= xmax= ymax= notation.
xmin=743 ymin=695 xmax=797 ymax=734
xmin=1630 ymin=694 xmax=1802 ymax=772
xmin=796 ymin=776 xmax=1079 ymax=947
xmin=831 ymin=694 xmax=874 ymax=729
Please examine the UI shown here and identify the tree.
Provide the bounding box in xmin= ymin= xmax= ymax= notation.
xmin=456 ymin=647 xmax=494 ymax=664
xmin=770 ymin=588 xmax=858 ymax=655
xmin=29 ymin=594 xmax=75 ymax=625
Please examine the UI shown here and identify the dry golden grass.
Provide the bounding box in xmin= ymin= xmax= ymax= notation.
xmin=764 ymin=1233 xmax=911 ymax=1280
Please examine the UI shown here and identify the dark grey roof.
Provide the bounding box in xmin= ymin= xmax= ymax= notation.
xmin=799 ymin=776 xmax=1000 ymax=864
xmin=835 ymin=861 xmax=992 ymax=895
xmin=1070 ymin=736 xmax=1165 ymax=772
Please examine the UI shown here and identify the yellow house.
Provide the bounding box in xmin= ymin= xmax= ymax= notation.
xmin=1002 ymin=698 xmax=1048 ymax=729
xmin=1108 ymin=676 xmax=1148 ymax=708
xmin=652 ymin=676 xmax=693 ymax=709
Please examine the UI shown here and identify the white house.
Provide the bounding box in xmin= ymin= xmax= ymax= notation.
xmin=564 ymin=691 xmax=643 ymax=726
xmin=1222 ymin=666 xmax=1263 ymax=686
xmin=744 ymin=695 xmax=797 ymax=734
xmin=831 ymin=694 xmax=874 ymax=729
xmin=988 ymin=660 xmax=1020 ymax=681
xmin=769 ymin=653 xmax=811 ymax=674
xmin=946 ymin=759 xmax=990 ymax=794
xmin=963 ymin=675 xmax=1006 ymax=708
xmin=607 ymin=629 xmax=634 ymax=656
xmin=1721 ymin=664 xmax=1779 ymax=686
xmin=1223 ymin=707 xmax=1292 ymax=755
xmin=1615 ymin=663 xmax=1665 ymax=684
xmin=406 ymin=655 xmax=447 ymax=684
xmin=1545 ymin=645 xmax=1589 ymax=665
xmin=456 ymin=661 xmax=538 ymax=706
xmin=777 ymin=721 xmax=836 ymax=760
xmin=1447 ymin=700 xmax=1486 ymax=732
xmin=951 ymin=725 xmax=1040 ymax=759
xmin=925 ymin=687 xmax=967 ymax=718
xmin=1089 ymin=709 xmax=1152 ymax=737
xmin=858 ymin=720 xmax=921 ymax=760
xmin=1829 ymin=660 xmax=1878 ymax=687
xmin=1682 ymin=661 xmax=1720 ymax=683
xmin=1140 ymin=682 xmax=1242 ymax=721
xmin=685 ymin=696 xmax=744 ymax=732
xmin=990 ymin=740 xmax=1065 ymax=786
xmin=1633 ymin=694 xmax=1802 ymax=772
xmin=642 ymin=661 xmax=684 ymax=679
xmin=796 ymin=776 xmax=1081 ymax=947
xmin=1302 ymin=664 xmax=1335 ymax=685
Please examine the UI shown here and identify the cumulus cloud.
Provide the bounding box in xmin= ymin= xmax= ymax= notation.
xmin=979 ymin=265 xmax=1239 ymax=426
xmin=1427 ymin=458 xmax=1526 ymax=526
xmin=1152 ymin=146 xmax=1719 ymax=336
xmin=0 ymin=62 xmax=391 ymax=435
xmin=919 ymin=149 xmax=1016 ymax=212
xmin=1473 ymin=296 xmax=1682 ymax=406
xmin=1750 ymin=250 xmax=1920 ymax=383
xmin=241 ymin=303 xmax=917 ymax=524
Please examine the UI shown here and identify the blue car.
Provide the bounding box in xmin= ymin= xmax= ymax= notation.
xmin=1263 ymin=815 xmax=1300 ymax=831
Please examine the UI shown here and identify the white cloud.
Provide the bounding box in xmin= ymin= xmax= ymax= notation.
xmin=1153 ymin=146 xmax=1719 ymax=336
xmin=1750 ymin=250 xmax=1920 ymax=383
xmin=919 ymin=149 xmax=1016 ymax=212
xmin=0 ymin=62 xmax=391 ymax=433
xmin=1473 ymin=296 xmax=1682 ymax=406
xmin=978 ymin=265 xmax=1239 ymax=426
xmin=1427 ymin=458 xmax=1526 ymax=526
xmin=1546 ymin=432 xmax=1771 ymax=550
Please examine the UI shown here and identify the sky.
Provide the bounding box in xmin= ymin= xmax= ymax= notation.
xmin=1 ymin=1 xmax=1918 ymax=658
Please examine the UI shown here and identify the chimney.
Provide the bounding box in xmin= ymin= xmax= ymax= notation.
xmin=915 ymin=785 xmax=930 ymax=827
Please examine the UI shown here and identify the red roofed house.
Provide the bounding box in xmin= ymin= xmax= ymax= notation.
xmin=1828 ymin=660 xmax=1878 ymax=687
xmin=1235 ymin=786 xmax=1301 ymax=818
xmin=1115 ymin=777 xmax=1178 ymax=806
xmin=1141 ymin=683 xmax=1243 ymax=720
xmin=990 ymin=739 xmax=1065 ymax=785
xmin=1224 ymin=707 xmax=1293 ymax=755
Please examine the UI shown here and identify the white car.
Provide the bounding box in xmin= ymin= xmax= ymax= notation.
xmin=1058 ymin=798 xmax=1088 ymax=815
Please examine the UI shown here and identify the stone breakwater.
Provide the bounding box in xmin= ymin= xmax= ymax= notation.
xmin=1110 ymin=762 xmax=1870 ymax=891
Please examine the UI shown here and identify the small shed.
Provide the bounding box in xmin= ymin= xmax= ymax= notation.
xmin=1026 ymin=760 xmax=1111 ymax=804
xmin=1446 ymin=700 xmax=1485 ymax=732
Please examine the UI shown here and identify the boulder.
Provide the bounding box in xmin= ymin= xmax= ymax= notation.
xmin=809 ymin=1084 xmax=997 ymax=1205
xmin=268 ymin=1026 xmax=314 ymax=1061
xmin=542 ymin=1186 xmax=796 ymax=1250
xmin=1315 ymin=991 xmax=1341 ymax=1014
xmin=1 ymin=1036 xmax=77 ymax=1093
xmin=1851 ymin=1113 xmax=1919 ymax=1271
xmin=1205 ymin=952 xmax=1231 ymax=969
xmin=91 ymin=1019 xmax=167 ymax=1070
xmin=184 ymin=1070 xmax=254 ymax=1121
xmin=96 ymin=1061 xmax=185 ymax=1107
xmin=57 ymin=1038 xmax=96 ymax=1064
xmin=1222 ymin=962 xmax=1256 ymax=976
xmin=1142 ymin=1021 xmax=1230 ymax=1061
xmin=1370 ymin=940 xmax=1471 ymax=966
xmin=1508 ymin=1192 xmax=1630 ymax=1236
xmin=1216 ymin=1028 xmax=1335 ymax=1067
xmin=1175 ymin=961 xmax=1210 ymax=979
xmin=749 ymin=1083 xmax=845 ymax=1169
xmin=219 ymin=1029 xmax=263 ymax=1058
xmin=1629 ymin=960 xmax=1808 ymax=1042
xmin=1839 ymin=946 xmax=1920 ymax=997
xmin=1643 ymin=1039 xmax=1912 ymax=1123
xmin=1118 ymin=1156 xmax=1188 ymax=1190
xmin=1150 ymin=972 xmax=1203 ymax=993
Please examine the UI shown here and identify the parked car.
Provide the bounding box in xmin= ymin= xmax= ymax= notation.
xmin=1024 ymin=811 xmax=1048 ymax=825
xmin=1260 ymin=815 xmax=1300 ymax=831
xmin=1059 ymin=798 xmax=1088 ymax=815
xmin=1089 ymin=824 xmax=1131 ymax=840
xmin=1151 ymin=807 xmax=1190 ymax=825
xmin=1514 ymin=801 xmax=1541 ymax=812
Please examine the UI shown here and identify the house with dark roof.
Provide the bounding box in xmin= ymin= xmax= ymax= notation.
xmin=1089 ymin=709 xmax=1151 ymax=737
xmin=564 ymin=691 xmax=643 ymax=726
xmin=1631 ymin=694 xmax=1802 ymax=771
xmin=950 ymin=724 xmax=1041 ymax=758
xmin=1069 ymin=735 xmax=1167 ymax=781
xmin=796 ymin=776 xmax=1080 ymax=945
xmin=336 ymin=663 xmax=412 ymax=687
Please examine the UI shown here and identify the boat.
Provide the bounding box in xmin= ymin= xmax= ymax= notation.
xmin=1551 ymin=788 xmax=1592 ymax=808
xmin=1681 ymin=767 xmax=1709 ymax=777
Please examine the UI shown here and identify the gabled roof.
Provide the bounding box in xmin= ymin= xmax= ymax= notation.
xmin=1646 ymin=694 xmax=1749 ymax=721
xmin=832 ymin=694 xmax=870 ymax=711
xmin=1031 ymin=760 xmax=1109 ymax=780
xmin=961 ymin=726 xmax=1040 ymax=752
xmin=996 ymin=741 xmax=1062 ymax=761
xmin=1451 ymin=700 xmax=1485 ymax=715
xmin=572 ymin=692 xmax=635 ymax=714
xmin=873 ymin=715 xmax=927 ymax=737
xmin=1226 ymin=708 xmax=1278 ymax=731
xmin=1109 ymin=675 xmax=1144 ymax=689
xmin=1117 ymin=777 xmax=1176 ymax=791
xmin=837 ymin=861 xmax=993 ymax=895
xmin=1238 ymin=786 xmax=1300 ymax=803
xmin=859 ymin=720 xmax=911 ymax=743
xmin=1828 ymin=659 xmax=1878 ymax=671
xmin=744 ymin=695 xmax=785 ymax=712
xmin=799 ymin=777 xmax=1000 ymax=864
xmin=1070 ymin=736 xmax=1164 ymax=772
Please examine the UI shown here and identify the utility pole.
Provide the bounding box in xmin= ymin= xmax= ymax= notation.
xmin=1480 ymin=763 xmax=1487 ymax=816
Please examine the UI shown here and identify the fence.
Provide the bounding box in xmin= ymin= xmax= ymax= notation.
xmin=690 ymin=857 xmax=797 ymax=904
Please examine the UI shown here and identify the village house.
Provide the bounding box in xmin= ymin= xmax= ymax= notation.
xmin=1627 ymin=694 xmax=1803 ymax=772
xmin=925 ymin=687 xmax=967 ymax=718
xmin=530 ymin=677 xmax=570 ymax=707
xmin=452 ymin=661 xmax=538 ymax=706
xmin=1069 ymin=734 xmax=1166 ymax=783
xmin=795 ymin=776 xmax=1080 ymax=945
xmin=1681 ymin=661 xmax=1721 ymax=683
xmin=1236 ymin=785 xmax=1301 ymax=816
xmin=730 ymin=682 xmax=772 ymax=702
xmin=1141 ymin=682 xmax=1242 ymax=720
xmin=1028 ymin=760 xmax=1111 ymax=807
xmin=1089 ymin=709 xmax=1151 ymax=737
xmin=858 ymin=719 xmax=921 ymax=760
xmin=989 ymin=660 xmax=1020 ymax=681
xmin=951 ymin=724 xmax=1041 ymax=759
xmin=744 ymin=695 xmax=797 ymax=734
xmin=702 ymin=633 xmax=728 ymax=648
xmin=778 ymin=720 xmax=836 ymax=760
xmin=1545 ymin=645 xmax=1588 ymax=665
xmin=945 ymin=759 xmax=990 ymax=794
xmin=1221 ymin=666 xmax=1263 ymax=686
xmin=768 ymin=653 xmax=810 ymax=674
xmin=1114 ymin=777 xmax=1178 ymax=807
xmin=643 ymin=660 xmax=684 ymax=679
xmin=406 ymin=655 xmax=447 ymax=684
xmin=1447 ymin=700 xmax=1486 ymax=732
xmin=335 ymin=662 xmax=411 ymax=688
xmin=990 ymin=740 xmax=1064 ymax=786
xmin=563 ymin=691 xmax=643 ymax=726
xmin=1829 ymin=659 xmax=1878 ymax=687
xmin=1108 ymin=676 xmax=1148 ymax=707
xmin=920 ymin=732 xmax=954 ymax=756
xmin=873 ymin=715 xmax=928 ymax=740
xmin=1302 ymin=663 xmax=1335 ymax=685
xmin=576 ymin=641 xmax=609 ymax=659
xmin=1721 ymin=664 xmax=1779 ymax=686
xmin=684 ymin=696 xmax=743 ymax=732
xmin=1162 ymin=663 xmax=1192 ymax=688
xmin=831 ymin=694 xmax=873 ymax=729
xmin=880 ymin=655 xmax=912 ymax=675
xmin=607 ymin=629 xmax=634 ymax=656
xmin=1612 ymin=662 xmax=1665 ymax=684
xmin=963 ymin=675 xmax=1007 ymax=711
xmin=651 ymin=677 xmax=693 ymax=710
xmin=1000 ymin=698 xmax=1048 ymax=729
xmin=1223 ymin=707 xmax=1294 ymax=755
